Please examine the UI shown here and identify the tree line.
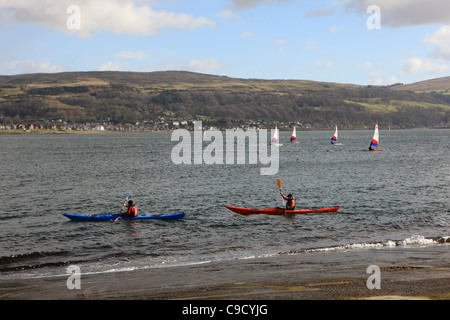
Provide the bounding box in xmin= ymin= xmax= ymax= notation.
xmin=1 ymin=80 xmax=449 ymax=128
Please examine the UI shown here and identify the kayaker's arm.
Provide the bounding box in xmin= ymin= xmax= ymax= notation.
xmin=280 ymin=192 xmax=288 ymax=200
xmin=118 ymin=204 xmax=129 ymax=216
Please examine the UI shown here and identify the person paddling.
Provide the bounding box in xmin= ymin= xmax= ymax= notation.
xmin=120 ymin=200 xmax=138 ymax=217
xmin=280 ymin=192 xmax=296 ymax=210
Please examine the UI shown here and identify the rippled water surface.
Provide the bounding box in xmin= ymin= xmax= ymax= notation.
xmin=0 ymin=129 xmax=448 ymax=279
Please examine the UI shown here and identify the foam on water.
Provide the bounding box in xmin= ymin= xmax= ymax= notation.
xmin=302 ymin=235 xmax=447 ymax=253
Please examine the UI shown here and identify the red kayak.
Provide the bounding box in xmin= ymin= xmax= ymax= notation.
xmin=225 ymin=206 xmax=340 ymax=216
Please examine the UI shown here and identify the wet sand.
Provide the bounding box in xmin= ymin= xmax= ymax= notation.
xmin=1 ymin=246 xmax=449 ymax=301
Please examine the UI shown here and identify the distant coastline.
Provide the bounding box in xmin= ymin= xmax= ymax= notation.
xmin=0 ymin=129 xmax=170 ymax=135
xmin=1 ymin=126 xmax=448 ymax=135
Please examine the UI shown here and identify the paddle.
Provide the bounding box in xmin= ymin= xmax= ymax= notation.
xmin=276 ymin=179 xmax=285 ymax=209
xmin=114 ymin=192 xmax=132 ymax=222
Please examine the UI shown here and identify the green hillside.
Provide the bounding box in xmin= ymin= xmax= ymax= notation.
xmin=0 ymin=71 xmax=449 ymax=129
xmin=392 ymin=76 xmax=450 ymax=94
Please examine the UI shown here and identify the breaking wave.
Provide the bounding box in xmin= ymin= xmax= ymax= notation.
xmin=300 ymin=235 xmax=449 ymax=254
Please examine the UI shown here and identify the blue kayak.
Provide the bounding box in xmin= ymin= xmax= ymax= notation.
xmin=61 ymin=212 xmax=186 ymax=221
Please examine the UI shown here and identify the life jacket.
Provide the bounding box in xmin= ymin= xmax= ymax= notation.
xmin=282 ymin=194 xmax=296 ymax=210
xmin=124 ymin=205 xmax=138 ymax=217
xmin=286 ymin=199 xmax=296 ymax=210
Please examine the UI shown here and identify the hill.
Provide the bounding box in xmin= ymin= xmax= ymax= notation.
xmin=391 ymin=76 xmax=450 ymax=93
xmin=0 ymin=71 xmax=449 ymax=129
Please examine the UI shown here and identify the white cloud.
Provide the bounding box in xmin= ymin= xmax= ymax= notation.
xmin=370 ymin=70 xmax=382 ymax=77
xmin=371 ymin=78 xmax=383 ymax=86
xmin=400 ymin=57 xmax=448 ymax=75
xmin=330 ymin=25 xmax=338 ymax=33
xmin=115 ymin=51 xmax=149 ymax=60
xmin=187 ymin=58 xmax=222 ymax=73
xmin=312 ymin=60 xmax=333 ymax=69
xmin=370 ymin=75 xmax=401 ymax=86
xmin=423 ymin=25 xmax=450 ymax=61
xmin=218 ymin=9 xmax=239 ymax=21
xmin=273 ymin=39 xmax=286 ymax=46
xmin=0 ymin=60 xmax=68 ymax=74
xmin=0 ymin=0 xmax=215 ymax=37
xmin=304 ymin=39 xmax=317 ymax=51
xmin=230 ymin=0 xmax=293 ymax=10
xmin=98 ymin=60 xmax=131 ymax=71
xmin=387 ymin=75 xmax=400 ymax=84
xmin=358 ymin=62 xmax=374 ymax=69
xmin=240 ymin=31 xmax=254 ymax=38
xmin=306 ymin=7 xmax=337 ymax=17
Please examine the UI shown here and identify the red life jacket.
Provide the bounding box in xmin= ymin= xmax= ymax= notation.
xmin=124 ymin=205 xmax=138 ymax=217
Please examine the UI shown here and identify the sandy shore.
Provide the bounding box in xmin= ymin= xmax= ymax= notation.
xmin=1 ymin=246 xmax=449 ymax=301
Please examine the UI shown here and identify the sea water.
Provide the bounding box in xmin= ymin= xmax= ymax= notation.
xmin=0 ymin=129 xmax=448 ymax=279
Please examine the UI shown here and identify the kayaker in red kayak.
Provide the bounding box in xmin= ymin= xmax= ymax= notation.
xmin=280 ymin=192 xmax=296 ymax=210
xmin=120 ymin=200 xmax=138 ymax=217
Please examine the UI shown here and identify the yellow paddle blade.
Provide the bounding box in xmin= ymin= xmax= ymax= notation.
xmin=276 ymin=179 xmax=282 ymax=189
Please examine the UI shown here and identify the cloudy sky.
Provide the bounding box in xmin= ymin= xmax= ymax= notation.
xmin=0 ymin=0 xmax=449 ymax=85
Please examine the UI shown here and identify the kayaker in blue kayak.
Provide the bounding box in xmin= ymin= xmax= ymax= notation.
xmin=120 ymin=200 xmax=138 ymax=217
xmin=280 ymin=192 xmax=296 ymax=210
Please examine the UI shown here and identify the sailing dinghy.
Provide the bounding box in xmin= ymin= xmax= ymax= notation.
xmin=331 ymin=125 xmax=342 ymax=145
xmin=365 ymin=121 xmax=383 ymax=151
xmin=270 ymin=125 xmax=282 ymax=146
xmin=290 ymin=125 xmax=297 ymax=143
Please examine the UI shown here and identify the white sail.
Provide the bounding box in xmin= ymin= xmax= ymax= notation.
xmin=331 ymin=125 xmax=338 ymax=142
xmin=270 ymin=125 xmax=282 ymax=146
xmin=271 ymin=125 xmax=278 ymax=142
xmin=290 ymin=125 xmax=296 ymax=142
xmin=371 ymin=122 xmax=379 ymax=147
